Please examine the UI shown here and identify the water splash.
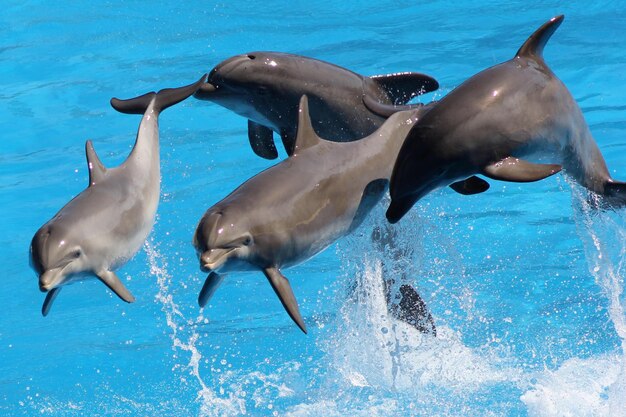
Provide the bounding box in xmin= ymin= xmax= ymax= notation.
xmin=328 ymin=255 xmax=521 ymax=391
xmin=144 ymin=239 xmax=246 ymax=416
xmin=569 ymin=184 xmax=626 ymax=417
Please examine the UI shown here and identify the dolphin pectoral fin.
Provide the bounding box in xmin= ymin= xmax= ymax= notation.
xmin=198 ymin=271 xmax=225 ymax=308
xmin=263 ymin=268 xmax=307 ymax=334
xmin=482 ymin=157 xmax=561 ymax=183
xmin=96 ymin=270 xmax=135 ymax=303
xmin=248 ymin=121 xmax=278 ymax=159
xmin=85 ymin=140 xmax=107 ymax=186
xmin=370 ymin=72 xmax=439 ymax=104
xmin=42 ymin=287 xmax=61 ymax=317
xmin=386 ymin=194 xmax=419 ymax=224
xmin=449 ymin=176 xmax=490 ymax=195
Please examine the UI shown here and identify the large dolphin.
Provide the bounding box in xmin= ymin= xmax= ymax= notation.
xmin=387 ymin=15 xmax=626 ymax=223
xmin=193 ymin=96 xmax=432 ymax=333
xmin=29 ymin=75 xmax=206 ymax=315
xmin=194 ymin=51 xmax=438 ymax=159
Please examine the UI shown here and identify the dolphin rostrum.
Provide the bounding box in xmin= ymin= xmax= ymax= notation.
xmin=193 ymin=96 xmax=431 ymax=333
xmin=194 ymin=51 xmax=438 ymax=158
xmin=29 ymin=75 xmax=206 ymax=315
xmin=387 ymin=15 xmax=626 ymax=223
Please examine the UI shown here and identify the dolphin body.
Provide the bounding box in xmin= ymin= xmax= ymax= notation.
xmin=29 ymin=76 xmax=206 ymax=316
xmin=194 ymin=51 xmax=438 ymax=159
xmin=193 ymin=96 xmax=431 ymax=333
xmin=387 ymin=15 xmax=626 ymax=223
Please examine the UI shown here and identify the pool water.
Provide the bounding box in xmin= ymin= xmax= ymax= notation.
xmin=1 ymin=1 xmax=625 ymax=416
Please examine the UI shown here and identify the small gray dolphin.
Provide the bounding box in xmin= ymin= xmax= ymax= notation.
xmin=193 ymin=96 xmax=429 ymax=333
xmin=387 ymin=15 xmax=626 ymax=223
xmin=194 ymin=51 xmax=438 ymax=158
xmin=29 ymin=75 xmax=206 ymax=316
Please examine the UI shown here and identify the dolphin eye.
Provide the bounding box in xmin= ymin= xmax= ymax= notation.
xmin=72 ymin=249 xmax=81 ymax=258
xmin=256 ymin=86 xmax=269 ymax=96
xmin=243 ymin=236 xmax=252 ymax=246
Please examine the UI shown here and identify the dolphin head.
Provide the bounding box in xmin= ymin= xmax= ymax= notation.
xmin=194 ymin=52 xmax=304 ymax=126
xmin=193 ymin=208 xmax=256 ymax=273
xmin=30 ymin=223 xmax=87 ymax=292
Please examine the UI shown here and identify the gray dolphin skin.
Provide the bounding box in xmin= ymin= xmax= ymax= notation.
xmin=193 ymin=96 xmax=430 ymax=333
xmin=387 ymin=15 xmax=626 ymax=223
xmin=29 ymin=75 xmax=206 ymax=316
xmin=194 ymin=51 xmax=438 ymax=159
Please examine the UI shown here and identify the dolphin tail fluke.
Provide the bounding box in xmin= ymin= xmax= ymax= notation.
xmin=41 ymin=287 xmax=61 ymax=317
xmin=96 ymin=270 xmax=135 ymax=303
xmin=198 ymin=271 xmax=225 ymax=308
xmin=395 ymin=284 xmax=437 ymax=336
xmin=515 ymin=15 xmax=564 ymax=60
xmin=263 ymin=267 xmax=307 ymax=334
xmin=110 ymin=74 xmax=208 ymax=115
xmin=605 ymin=180 xmax=626 ymax=206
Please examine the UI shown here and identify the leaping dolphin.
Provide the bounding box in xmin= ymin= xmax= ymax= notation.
xmin=29 ymin=75 xmax=206 ymax=315
xmin=193 ymin=96 xmax=431 ymax=333
xmin=194 ymin=51 xmax=438 ymax=158
xmin=387 ymin=15 xmax=626 ymax=223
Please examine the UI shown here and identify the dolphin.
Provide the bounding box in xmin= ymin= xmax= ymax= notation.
xmin=193 ymin=96 xmax=432 ymax=333
xmin=386 ymin=15 xmax=626 ymax=223
xmin=29 ymin=75 xmax=206 ymax=316
xmin=194 ymin=51 xmax=438 ymax=159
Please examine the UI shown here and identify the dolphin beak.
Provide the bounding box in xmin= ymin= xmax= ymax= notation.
xmin=193 ymin=82 xmax=217 ymax=99
xmin=39 ymin=268 xmax=63 ymax=292
xmin=200 ymin=248 xmax=233 ymax=272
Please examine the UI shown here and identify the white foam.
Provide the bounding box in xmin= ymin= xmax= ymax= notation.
xmin=284 ymin=398 xmax=400 ymax=417
xmin=521 ymin=354 xmax=624 ymax=417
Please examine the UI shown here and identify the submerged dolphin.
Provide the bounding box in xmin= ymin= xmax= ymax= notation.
xmin=193 ymin=96 xmax=431 ymax=333
xmin=387 ymin=15 xmax=626 ymax=223
xmin=194 ymin=51 xmax=438 ymax=158
xmin=29 ymin=75 xmax=206 ymax=315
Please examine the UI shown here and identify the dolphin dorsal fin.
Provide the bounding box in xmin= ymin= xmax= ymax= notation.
xmin=515 ymin=15 xmax=564 ymax=60
xmin=292 ymin=95 xmax=321 ymax=155
xmin=85 ymin=140 xmax=107 ymax=186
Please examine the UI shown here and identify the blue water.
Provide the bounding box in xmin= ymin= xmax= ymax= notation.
xmin=2 ymin=1 xmax=625 ymax=416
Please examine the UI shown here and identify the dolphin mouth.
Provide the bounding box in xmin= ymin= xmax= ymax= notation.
xmin=39 ymin=268 xmax=64 ymax=292
xmin=193 ymin=82 xmax=218 ymax=99
xmin=200 ymin=248 xmax=235 ymax=272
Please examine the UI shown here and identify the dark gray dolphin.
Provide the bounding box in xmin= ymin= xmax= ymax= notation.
xmin=387 ymin=15 xmax=626 ymax=223
xmin=194 ymin=51 xmax=438 ymax=158
xmin=29 ymin=75 xmax=206 ymax=315
xmin=193 ymin=96 xmax=430 ymax=333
